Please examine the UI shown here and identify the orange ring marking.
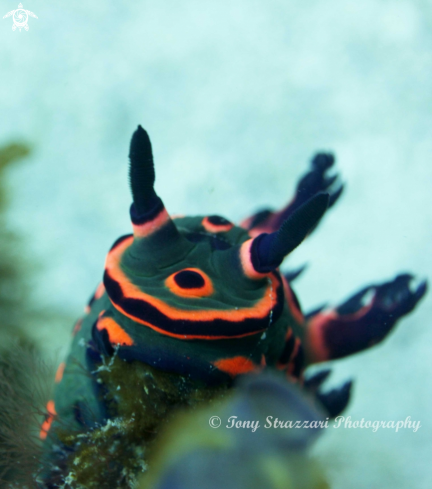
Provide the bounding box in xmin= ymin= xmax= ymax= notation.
xmin=165 ymin=268 xmax=214 ymax=298
xmin=202 ymin=216 xmax=234 ymax=233
xmin=132 ymin=208 xmax=170 ymax=238
xmin=239 ymin=239 xmax=269 ymax=280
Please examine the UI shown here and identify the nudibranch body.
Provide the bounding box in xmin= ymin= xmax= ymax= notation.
xmin=40 ymin=126 xmax=426 ymax=487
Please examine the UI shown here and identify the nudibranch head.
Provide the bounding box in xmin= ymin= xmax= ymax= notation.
xmin=95 ymin=126 xmax=328 ymax=380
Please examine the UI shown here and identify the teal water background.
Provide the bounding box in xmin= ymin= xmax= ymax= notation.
xmin=1 ymin=2 xmax=431 ymax=488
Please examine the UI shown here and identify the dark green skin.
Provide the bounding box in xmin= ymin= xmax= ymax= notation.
xmin=51 ymin=215 xmax=303 ymax=436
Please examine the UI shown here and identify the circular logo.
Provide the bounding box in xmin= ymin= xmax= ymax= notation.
xmin=13 ymin=9 xmax=28 ymax=27
xmin=209 ymin=416 xmax=221 ymax=428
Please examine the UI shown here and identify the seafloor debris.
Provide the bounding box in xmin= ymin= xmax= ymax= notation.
xmin=139 ymin=372 xmax=330 ymax=489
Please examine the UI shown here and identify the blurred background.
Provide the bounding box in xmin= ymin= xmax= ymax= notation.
xmin=0 ymin=1 xmax=431 ymax=488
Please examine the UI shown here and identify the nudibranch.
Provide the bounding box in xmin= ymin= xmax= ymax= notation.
xmin=40 ymin=126 xmax=426 ymax=488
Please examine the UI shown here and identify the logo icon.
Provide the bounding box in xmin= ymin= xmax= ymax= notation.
xmin=3 ymin=3 xmax=37 ymax=31
xmin=209 ymin=416 xmax=222 ymax=428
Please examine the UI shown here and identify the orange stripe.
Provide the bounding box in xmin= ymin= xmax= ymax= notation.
xmin=239 ymin=239 xmax=269 ymax=280
xmin=213 ymin=356 xmax=257 ymax=377
xmin=47 ymin=400 xmax=56 ymax=415
xmin=306 ymin=301 xmax=374 ymax=362
xmin=39 ymin=400 xmax=56 ymax=440
xmin=106 ymin=237 xmax=278 ymax=324
xmin=96 ymin=316 xmax=134 ymax=346
xmin=54 ymin=362 xmax=65 ymax=383
xmin=109 ymin=304 xmax=267 ymax=340
xmin=132 ymin=208 xmax=170 ymax=238
xmin=202 ymin=217 xmax=234 ymax=233
xmin=165 ymin=268 xmax=214 ymax=298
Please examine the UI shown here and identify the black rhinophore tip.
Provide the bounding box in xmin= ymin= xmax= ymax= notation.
xmin=415 ymin=280 xmax=428 ymax=301
xmin=329 ymin=183 xmax=344 ymax=208
xmin=312 ymin=153 xmax=335 ymax=171
xmin=129 ymin=125 xmax=158 ymax=215
xmin=317 ymin=380 xmax=352 ymax=418
xmin=283 ymin=263 xmax=308 ymax=283
xmin=304 ymin=369 xmax=332 ymax=390
xmin=251 ymin=193 xmax=330 ymax=273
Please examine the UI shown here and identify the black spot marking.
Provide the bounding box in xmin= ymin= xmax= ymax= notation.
xmin=207 ymin=215 xmax=232 ymax=226
xmin=174 ymin=270 xmax=205 ymax=289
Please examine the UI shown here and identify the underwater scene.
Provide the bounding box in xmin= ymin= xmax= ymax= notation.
xmin=0 ymin=2 xmax=431 ymax=488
